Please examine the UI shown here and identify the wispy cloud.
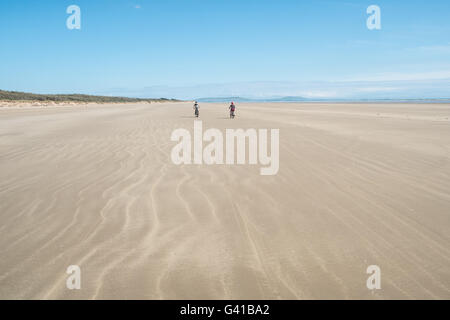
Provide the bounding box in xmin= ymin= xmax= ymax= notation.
xmin=415 ymin=44 xmax=450 ymax=54
xmin=342 ymin=70 xmax=450 ymax=82
xmin=133 ymin=4 xmax=141 ymax=9
xmin=98 ymin=77 xmax=450 ymax=100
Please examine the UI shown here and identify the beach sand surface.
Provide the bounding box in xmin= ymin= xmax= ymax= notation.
xmin=0 ymin=102 xmax=449 ymax=299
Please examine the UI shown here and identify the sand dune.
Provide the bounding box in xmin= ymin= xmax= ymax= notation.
xmin=0 ymin=102 xmax=449 ymax=299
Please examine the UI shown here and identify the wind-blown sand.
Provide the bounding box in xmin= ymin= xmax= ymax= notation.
xmin=0 ymin=102 xmax=449 ymax=299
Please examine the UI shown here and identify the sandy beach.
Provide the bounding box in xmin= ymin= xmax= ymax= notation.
xmin=0 ymin=102 xmax=449 ymax=299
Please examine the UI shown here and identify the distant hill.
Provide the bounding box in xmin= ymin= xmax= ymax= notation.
xmin=0 ymin=90 xmax=179 ymax=103
xmin=196 ymin=97 xmax=255 ymax=103
xmin=196 ymin=96 xmax=308 ymax=103
xmin=196 ymin=96 xmax=450 ymax=103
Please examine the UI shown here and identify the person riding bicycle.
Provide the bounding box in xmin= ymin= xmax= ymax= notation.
xmin=229 ymin=102 xmax=236 ymax=118
xmin=229 ymin=102 xmax=236 ymax=111
xmin=193 ymin=101 xmax=199 ymax=117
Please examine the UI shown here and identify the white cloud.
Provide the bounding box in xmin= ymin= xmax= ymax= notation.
xmin=99 ymin=77 xmax=450 ymax=100
xmin=343 ymin=70 xmax=450 ymax=82
xmin=356 ymin=87 xmax=400 ymax=93
xmin=297 ymin=90 xmax=339 ymax=98
xmin=414 ymin=44 xmax=450 ymax=54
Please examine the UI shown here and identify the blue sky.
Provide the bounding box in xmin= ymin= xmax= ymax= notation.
xmin=1 ymin=0 xmax=449 ymax=99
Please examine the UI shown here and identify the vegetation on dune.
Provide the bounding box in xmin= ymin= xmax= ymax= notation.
xmin=0 ymin=90 xmax=179 ymax=103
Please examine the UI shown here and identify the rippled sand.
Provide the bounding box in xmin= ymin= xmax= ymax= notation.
xmin=0 ymin=102 xmax=449 ymax=299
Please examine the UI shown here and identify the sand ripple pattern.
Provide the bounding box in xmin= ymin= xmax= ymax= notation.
xmin=0 ymin=102 xmax=449 ymax=299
